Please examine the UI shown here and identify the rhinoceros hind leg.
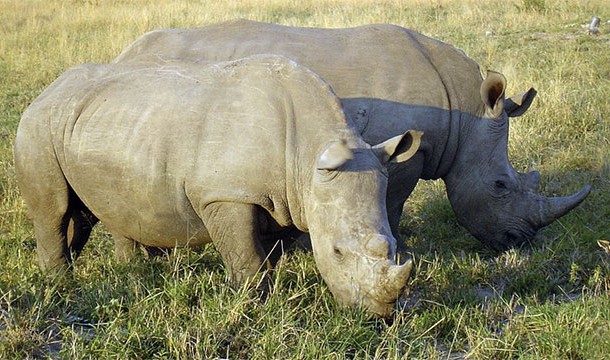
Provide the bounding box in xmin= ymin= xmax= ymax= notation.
xmin=32 ymin=219 xmax=70 ymax=274
xmin=26 ymin=190 xmax=82 ymax=273
xmin=200 ymin=202 xmax=269 ymax=286
xmin=16 ymin=156 xmax=71 ymax=272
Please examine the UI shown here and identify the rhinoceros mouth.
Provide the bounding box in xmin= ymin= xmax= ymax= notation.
xmin=501 ymin=228 xmax=537 ymax=249
xmin=355 ymin=290 xmax=398 ymax=318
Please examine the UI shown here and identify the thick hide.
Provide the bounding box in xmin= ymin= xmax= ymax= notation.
xmin=114 ymin=20 xmax=590 ymax=249
xmin=14 ymin=55 xmax=422 ymax=316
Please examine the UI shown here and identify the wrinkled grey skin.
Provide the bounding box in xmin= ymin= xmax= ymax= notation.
xmin=114 ymin=19 xmax=591 ymax=250
xmin=14 ymin=55 xmax=423 ymax=316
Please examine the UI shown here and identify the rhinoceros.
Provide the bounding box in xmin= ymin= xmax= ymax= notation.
xmin=113 ymin=19 xmax=591 ymax=250
xmin=14 ymin=54 xmax=424 ymax=316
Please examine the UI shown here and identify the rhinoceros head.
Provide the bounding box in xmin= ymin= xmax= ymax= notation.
xmin=306 ymin=130 xmax=422 ymax=316
xmin=444 ymin=71 xmax=591 ymax=250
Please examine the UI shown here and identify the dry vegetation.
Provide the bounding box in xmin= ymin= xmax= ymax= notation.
xmin=1 ymin=0 xmax=609 ymax=358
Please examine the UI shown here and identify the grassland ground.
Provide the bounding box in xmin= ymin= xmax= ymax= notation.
xmin=1 ymin=0 xmax=609 ymax=358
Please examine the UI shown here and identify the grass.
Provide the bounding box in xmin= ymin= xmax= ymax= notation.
xmin=1 ymin=0 xmax=609 ymax=358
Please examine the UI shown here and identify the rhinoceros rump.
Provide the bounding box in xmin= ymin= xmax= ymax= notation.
xmin=14 ymin=55 xmax=423 ymax=316
xmin=114 ymin=20 xmax=591 ymax=249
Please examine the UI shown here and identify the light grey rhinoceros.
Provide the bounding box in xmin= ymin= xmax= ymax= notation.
xmin=14 ymin=55 xmax=423 ymax=316
xmin=113 ymin=19 xmax=591 ymax=250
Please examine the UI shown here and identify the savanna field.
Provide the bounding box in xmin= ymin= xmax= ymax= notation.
xmin=1 ymin=0 xmax=609 ymax=358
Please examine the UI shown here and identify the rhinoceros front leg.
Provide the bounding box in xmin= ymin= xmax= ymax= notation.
xmin=113 ymin=234 xmax=137 ymax=262
xmin=200 ymin=202 xmax=270 ymax=286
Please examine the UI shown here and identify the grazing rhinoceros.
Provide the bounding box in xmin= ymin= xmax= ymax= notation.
xmin=113 ymin=19 xmax=591 ymax=250
xmin=14 ymin=54 xmax=423 ymax=316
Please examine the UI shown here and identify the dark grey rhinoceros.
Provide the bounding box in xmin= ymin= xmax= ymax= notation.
xmin=14 ymin=55 xmax=423 ymax=316
xmin=113 ymin=19 xmax=591 ymax=250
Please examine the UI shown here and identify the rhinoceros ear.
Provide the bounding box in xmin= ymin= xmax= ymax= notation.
xmin=317 ymin=140 xmax=354 ymax=170
xmin=481 ymin=70 xmax=506 ymax=118
xmin=504 ymin=88 xmax=537 ymax=117
xmin=372 ymin=130 xmax=423 ymax=164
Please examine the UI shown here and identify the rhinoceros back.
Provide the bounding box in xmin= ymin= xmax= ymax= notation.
xmin=115 ymin=20 xmax=483 ymax=109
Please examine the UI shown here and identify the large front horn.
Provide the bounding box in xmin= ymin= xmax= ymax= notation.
xmin=534 ymin=185 xmax=591 ymax=227
xmin=387 ymin=259 xmax=413 ymax=292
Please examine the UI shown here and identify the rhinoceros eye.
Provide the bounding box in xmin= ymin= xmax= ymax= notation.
xmin=493 ymin=180 xmax=511 ymax=197
xmin=333 ymin=246 xmax=345 ymax=260
xmin=494 ymin=180 xmax=507 ymax=190
xmin=316 ymin=168 xmax=340 ymax=182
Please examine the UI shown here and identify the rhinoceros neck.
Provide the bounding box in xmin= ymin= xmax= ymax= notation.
xmin=417 ymin=39 xmax=484 ymax=181
xmin=426 ymin=109 xmax=460 ymax=180
xmin=344 ymin=97 xmax=460 ymax=182
xmin=280 ymin=62 xmax=363 ymax=234
xmin=283 ymin=114 xmax=308 ymax=232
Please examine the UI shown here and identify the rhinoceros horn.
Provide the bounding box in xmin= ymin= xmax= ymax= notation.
xmin=364 ymin=235 xmax=412 ymax=297
xmin=378 ymin=259 xmax=413 ymax=302
xmin=389 ymin=259 xmax=413 ymax=286
xmin=533 ymin=185 xmax=592 ymax=227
